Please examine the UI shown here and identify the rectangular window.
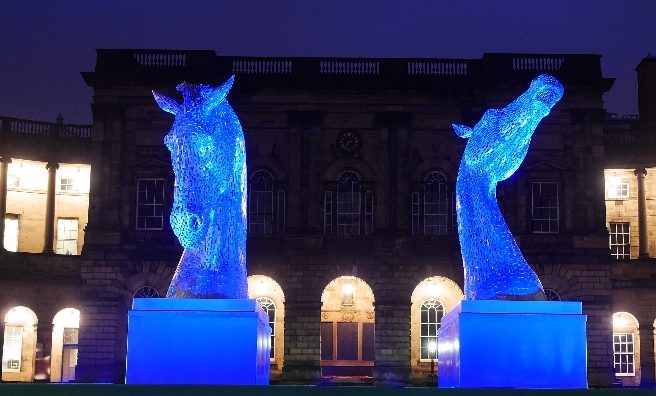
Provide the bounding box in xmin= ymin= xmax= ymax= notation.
xmin=532 ymin=182 xmax=559 ymax=233
xmin=2 ymin=326 xmax=22 ymax=372
xmin=365 ymin=191 xmax=373 ymax=235
xmin=412 ymin=192 xmax=420 ymax=236
xmin=60 ymin=178 xmax=78 ymax=191
xmin=57 ymin=218 xmax=78 ymax=255
xmin=610 ymin=222 xmax=631 ymax=260
xmin=63 ymin=328 xmax=79 ymax=345
xmin=613 ymin=332 xmax=635 ymax=376
xmin=424 ymin=188 xmax=448 ymax=236
xmin=337 ymin=191 xmax=360 ymax=235
xmin=4 ymin=215 xmax=19 ymax=252
xmin=277 ymin=191 xmax=285 ymax=235
xmin=324 ymin=192 xmax=332 ymax=235
xmin=608 ymin=182 xmax=629 ymax=199
xmin=136 ymin=179 xmax=164 ymax=230
xmin=7 ymin=174 xmax=20 ymax=189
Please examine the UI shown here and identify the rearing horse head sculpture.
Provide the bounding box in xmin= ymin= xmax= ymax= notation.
xmin=453 ymin=74 xmax=564 ymax=300
xmin=153 ymin=76 xmax=248 ymax=299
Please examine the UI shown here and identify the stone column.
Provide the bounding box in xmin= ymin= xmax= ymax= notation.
xmin=0 ymin=157 xmax=10 ymax=251
xmin=373 ymin=301 xmax=412 ymax=386
xmin=635 ymin=168 xmax=649 ymax=258
xmin=43 ymin=161 xmax=59 ymax=253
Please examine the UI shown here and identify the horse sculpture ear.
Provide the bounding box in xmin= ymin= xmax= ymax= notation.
xmin=153 ymin=91 xmax=182 ymax=115
xmin=453 ymin=123 xmax=473 ymax=138
xmin=205 ymin=75 xmax=235 ymax=111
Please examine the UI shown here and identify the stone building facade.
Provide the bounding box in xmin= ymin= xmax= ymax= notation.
xmin=1 ymin=50 xmax=656 ymax=387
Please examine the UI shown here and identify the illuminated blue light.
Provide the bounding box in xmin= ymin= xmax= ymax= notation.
xmin=154 ymin=76 xmax=248 ymax=299
xmin=453 ymin=74 xmax=564 ymax=300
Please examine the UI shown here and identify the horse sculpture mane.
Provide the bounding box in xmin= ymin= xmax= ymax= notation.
xmin=452 ymin=74 xmax=564 ymax=300
xmin=153 ymin=76 xmax=248 ymax=299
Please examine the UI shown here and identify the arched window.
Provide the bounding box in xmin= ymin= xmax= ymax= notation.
xmin=613 ymin=312 xmax=640 ymax=386
xmin=249 ymin=170 xmax=274 ymax=234
xmin=412 ymin=171 xmax=456 ymax=236
xmin=133 ymin=286 xmax=160 ymax=298
xmin=424 ymin=172 xmax=449 ymax=236
xmin=2 ymin=306 xmax=38 ymax=382
xmin=544 ymin=288 xmax=561 ymax=301
xmin=420 ymin=298 xmax=444 ymax=360
xmin=51 ymin=308 xmax=80 ymax=382
xmin=256 ymin=297 xmax=276 ymax=359
xmin=337 ymin=172 xmax=361 ymax=235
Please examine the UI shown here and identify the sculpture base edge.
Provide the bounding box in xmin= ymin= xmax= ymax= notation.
xmin=437 ymin=300 xmax=587 ymax=388
xmin=126 ymin=298 xmax=270 ymax=385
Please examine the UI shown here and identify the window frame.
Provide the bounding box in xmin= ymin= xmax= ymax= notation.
xmin=411 ymin=171 xmax=456 ymax=236
xmin=4 ymin=214 xmax=19 ymax=252
xmin=135 ymin=178 xmax=166 ymax=231
xmin=608 ymin=181 xmax=630 ymax=199
xmin=419 ymin=298 xmax=444 ymax=361
xmin=2 ymin=325 xmax=23 ymax=372
xmin=256 ymin=297 xmax=276 ymax=360
xmin=609 ymin=222 xmax=631 ymax=260
xmin=56 ymin=218 xmax=79 ymax=255
xmin=613 ymin=332 xmax=636 ymax=376
xmin=248 ymin=170 xmax=274 ymax=235
xmin=531 ymin=181 xmax=559 ymax=234
xmin=324 ymin=171 xmax=374 ymax=236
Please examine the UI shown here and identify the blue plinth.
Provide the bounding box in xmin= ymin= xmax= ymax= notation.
xmin=126 ymin=299 xmax=270 ymax=385
xmin=437 ymin=300 xmax=587 ymax=389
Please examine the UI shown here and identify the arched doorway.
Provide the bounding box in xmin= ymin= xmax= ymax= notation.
xmin=50 ymin=308 xmax=80 ymax=382
xmin=320 ymin=276 xmax=374 ymax=379
xmin=410 ymin=276 xmax=463 ymax=382
xmin=2 ymin=306 xmax=38 ymax=382
xmin=247 ymin=275 xmax=285 ymax=380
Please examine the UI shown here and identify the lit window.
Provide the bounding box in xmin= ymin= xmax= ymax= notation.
xmin=4 ymin=215 xmax=18 ymax=252
xmin=7 ymin=174 xmax=20 ymax=189
xmin=608 ymin=181 xmax=629 ymax=199
xmin=337 ymin=171 xmax=360 ymax=235
xmin=256 ymin=297 xmax=276 ymax=359
xmin=613 ymin=333 xmax=635 ymax=376
xmin=610 ymin=223 xmax=631 ymax=260
xmin=249 ymin=170 xmax=273 ymax=235
xmin=60 ymin=178 xmax=78 ymax=191
xmin=424 ymin=172 xmax=449 ymax=236
xmin=136 ymin=179 xmax=164 ymax=230
xmin=2 ymin=326 xmax=23 ymax=372
xmin=532 ymin=182 xmax=558 ymax=233
xmin=420 ymin=298 xmax=444 ymax=360
xmin=56 ymin=218 xmax=78 ymax=255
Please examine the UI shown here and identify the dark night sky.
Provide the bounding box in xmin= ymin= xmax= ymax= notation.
xmin=1 ymin=0 xmax=654 ymax=125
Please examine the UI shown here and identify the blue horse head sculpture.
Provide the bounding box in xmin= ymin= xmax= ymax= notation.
xmin=153 ymin=76 xmax=248 ymax=299
xmin=453 ymin=74 xmax=564 ymax=300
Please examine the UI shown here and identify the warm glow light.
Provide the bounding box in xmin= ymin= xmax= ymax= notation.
xmin=342 ymin=283 xmax=354 ymax=295
xmin=613 ymin=316 xmax=627 ymax=328
xmin=428 ymin=341 xmax=437 ymax=353
xmin=430 ymin=282 xmax=444 ymax=297
xmin=256 ymin=280 xmax=267 ymax=294
xmin=609 ymin=176 xmax=621 ymax=188
xmin=5 ymin=306 xmax=36 ymax=326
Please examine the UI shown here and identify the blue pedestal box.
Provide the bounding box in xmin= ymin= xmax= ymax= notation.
xmin=125 ymin=298 xmax=270 ymax=385
xmin=437 ymin=300 xmax=587 ymax=389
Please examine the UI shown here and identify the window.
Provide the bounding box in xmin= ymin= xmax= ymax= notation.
xmin=337 ymin=172 xmax=361 ymax=235
xmin=136 ymin=179 xmax=165 ymax=230
xmin=277 ymin=191 xmax=286 ymax=234
xmin=532 ymin=182 xmax=558 ymax=233
xmin=256 ymin=297 xmax=276 ymax=359
xmin=2 ymin=326 xmax=22 ymax=372
xmin=4 ymin=215 xmax=18 ymax=252
xmin=324 ymin=191 xmax=333 ymax=235
xmin=249 ymin=171 xmax=274 ymax=234
xmin=608 ymin=181 xmax=629 ymax=199
xmin=7 ymin=174 xmax=20 ymax=188
xmin=610 ymin=222 xmax=631 ymax=260
xmin=60 ymin=178 xmax=78 ymax=191
xmin=544 ymin=288 xmax=561 ymax=301
xmin=420 ymin=298 xmax=444 ymax=360
xmin=56 ymin=219 xmax=78 ymax=255
xmin=411 ymin=172 xmax=456 ymax=236
xmin=133 ymin=286 xmax=160 ymax=298
xmin=424 ymin=172 xmax=449 ymax=236
xmin=613 ymin=333 xmax=635 ymax=376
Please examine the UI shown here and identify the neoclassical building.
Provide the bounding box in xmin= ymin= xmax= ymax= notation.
xmin=1 ymin=51 xmax=656 ymax=387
